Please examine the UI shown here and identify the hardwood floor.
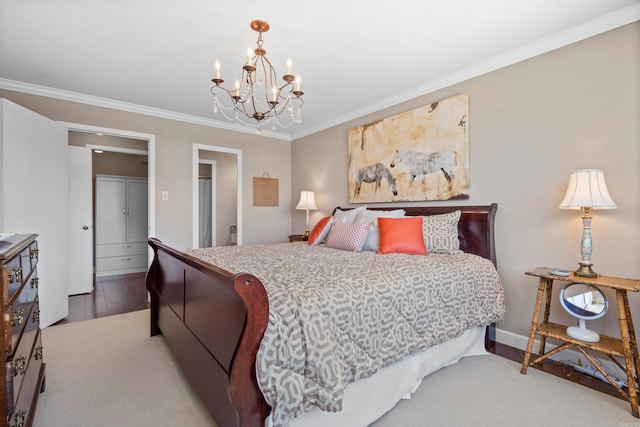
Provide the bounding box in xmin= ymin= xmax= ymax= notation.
xmin=55 ymin=272 xmax=149 ymax=325
xmin=492 ymin=342 xmax=628 ymax=402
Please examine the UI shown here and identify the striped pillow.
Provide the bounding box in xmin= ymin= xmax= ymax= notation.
xmin=325 ymin=221 xmax=371 ymax=252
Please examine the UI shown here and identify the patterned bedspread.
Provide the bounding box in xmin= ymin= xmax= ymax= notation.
xmin=188 ymin=242 xmax=505 ymax=426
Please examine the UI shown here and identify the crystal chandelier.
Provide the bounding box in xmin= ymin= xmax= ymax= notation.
xmin=210 ymin=20 xmax=304 ymax=131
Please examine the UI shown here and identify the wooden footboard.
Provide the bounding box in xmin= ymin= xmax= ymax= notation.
xmin=146 ymin=238 xmax=270 ymax=427
xmin=146 ymin=203 xmax=499 ymax=427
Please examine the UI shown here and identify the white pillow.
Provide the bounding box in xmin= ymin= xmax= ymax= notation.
xmin=333 ymin=206 xmax=366 ymax=224
xmin=422 ymin=210 xmax=462 ymax=254
xmin=354 ymin=209 xmax=406 ymax=251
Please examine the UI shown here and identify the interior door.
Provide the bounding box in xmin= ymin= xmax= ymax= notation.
xmin=67 ymin=145 xmax=93 ymax=295
xmin=126 ymin=178 xmax=148 ymax=243
xmin=0 ymin=99 xmax=69 ymax=327
xmin=95 ymin=177 xmax=127 ymax=244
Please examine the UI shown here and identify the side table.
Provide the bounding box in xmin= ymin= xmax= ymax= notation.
xmin=521 ymin=267 xmax=640 ymax=418
xmin=288 ymin=234 xmax=308 ymax=242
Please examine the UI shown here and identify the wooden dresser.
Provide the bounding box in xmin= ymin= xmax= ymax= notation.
xmin=0 ymin=234 xmax=46 ymax=426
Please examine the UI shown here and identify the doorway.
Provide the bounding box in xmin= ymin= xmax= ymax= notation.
xmin=192 ymin=144 xmax=242 ymax=248
xmin=64 ymin=123 xmax=155 ymax=306
xmin=198 ymin=160 xmax=216 ymax=248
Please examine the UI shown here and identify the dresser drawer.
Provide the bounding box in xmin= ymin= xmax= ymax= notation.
xmin=18 ymin=241 xmax=38 ymax=291
xmin=96 ymin=242 xmax=147 ymax=258
xmin=7 ymin=329 xmax=43 ymax=427
xmin=4 ymin=273 xmax=38 ymax=359
xmin=6 ymin=298 xmax=39 ymax=411
xmin=4 ymin=242 xmax=38 ymax=304
xmin=4 ymin=254 xmax=22 ymax=303
xmin=96 ymin=254 xmax=148 ymax=272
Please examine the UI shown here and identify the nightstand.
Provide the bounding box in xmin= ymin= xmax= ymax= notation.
xmin=521 ymin=267 xmax=640 ymax=418
xmin=288 ymin=234 xmax=308 ymax=242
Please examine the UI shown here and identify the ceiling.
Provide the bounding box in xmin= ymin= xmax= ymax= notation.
xmin=1 ymin=1 xmax=638 ymax=140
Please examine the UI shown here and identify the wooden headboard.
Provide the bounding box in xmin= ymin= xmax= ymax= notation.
xmin=336 ymin=204 xmax=498 ymax=266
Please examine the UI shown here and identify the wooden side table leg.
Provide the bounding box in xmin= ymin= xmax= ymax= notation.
xmin=521 ymin=278 xmax=550 ymax=374
xmin=616 ymin=290 xmax=639 ymax=418
xmin=622 ymin=292 xmax=640 ymax=393
xmin=539 ymin=278 xmax=553 ymax=357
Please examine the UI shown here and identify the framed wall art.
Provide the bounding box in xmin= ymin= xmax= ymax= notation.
xmin=348 ymin=93 xmax=470 ymax=203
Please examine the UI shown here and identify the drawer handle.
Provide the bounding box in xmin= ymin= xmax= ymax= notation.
xmin=123 ymin=258 xmax=132 ymax=261
xmin=32 ymin=310 xmax=40 ymax=323
xmin=122 ymin=245 xmax=131 ymax=248
xmin=8 ymin=267 xmax=22 ymax=283
xmin=30 ymin=247 xmax=39 ymax=260
xmin=31 ymin=277 xmax=39 ymax=288
xmin=35 ymin=345 xmax=43 ymax=361
xmin=11 ymin=355 xmax=27 ymax=377
xmin=10 ymin=409 xmax=26 ymax=427
xmin=11 ymin=308 xmax=25 ymax=327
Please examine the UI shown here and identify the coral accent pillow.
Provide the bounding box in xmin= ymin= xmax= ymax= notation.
xmin=308 ymin=216 xmax=333 ymax=245
xmin=354 ymin=209 xmax=406 ymax=251
xmin=378 ymin=217 xmax=427 ymax=255
xmin=325 ymin=221 xmax=371 ymax=252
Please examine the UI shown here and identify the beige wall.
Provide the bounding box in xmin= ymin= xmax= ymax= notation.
xmin=91 ymin=152 xmax=148 ymax=177
xmin=291 ymin=22 xmax=640 ymax=344
xmin=0 ymin=90 xmax=292 ymax=251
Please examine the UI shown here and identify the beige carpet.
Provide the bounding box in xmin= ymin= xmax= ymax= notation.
xmin=33 ymin=309 xmax=216 ymax=427
xmin=34 ymin=309 xmax=638 ymax=427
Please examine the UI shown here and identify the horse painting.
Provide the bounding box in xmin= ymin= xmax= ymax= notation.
xmin=390 ymin=149 xmax=461 ymax=187
xmin=354 ymin=162 xmax=398 ymax=198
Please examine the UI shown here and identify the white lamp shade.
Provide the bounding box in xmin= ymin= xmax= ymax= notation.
xmin=559 ymin=169 xmax=617 ymax=210
xmin=296 ymin=191 xmax=317 ymax=210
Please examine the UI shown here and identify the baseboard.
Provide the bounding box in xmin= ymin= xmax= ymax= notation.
xmin=495 ymin=327 xmax=630 ymax=385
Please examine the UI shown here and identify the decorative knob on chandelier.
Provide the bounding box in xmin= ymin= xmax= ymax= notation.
xmin=210 ymin=20 xmax=304 ymax=131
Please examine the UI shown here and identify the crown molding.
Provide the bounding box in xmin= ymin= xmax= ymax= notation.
xmin=290 ymin=4 xmax=640 ymax=140
xmin=0 ymin=78 xmax=291 ymax=141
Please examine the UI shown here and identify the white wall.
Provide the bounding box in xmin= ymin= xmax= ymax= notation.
xmin=291 ymin=22 xmax=640 ymax=346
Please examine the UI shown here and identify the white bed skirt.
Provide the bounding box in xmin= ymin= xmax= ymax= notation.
xmin=267 ymin=326 xmax=488 ymax=427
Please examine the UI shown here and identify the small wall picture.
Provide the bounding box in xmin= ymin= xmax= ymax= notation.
xmin=348 ymin=93 xmax=470 ymax=203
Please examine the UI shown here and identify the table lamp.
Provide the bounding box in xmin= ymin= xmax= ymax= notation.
xmin=558 ymin=169 xmax=617 ymax=278
xmin=296 ymin=191 xmax=317 ymax=237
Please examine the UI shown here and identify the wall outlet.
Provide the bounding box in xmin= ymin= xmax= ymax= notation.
xmin=161 ymin=191 xmax=169 ymax=201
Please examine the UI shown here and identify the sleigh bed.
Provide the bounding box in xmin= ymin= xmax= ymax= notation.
xmin=146 ymin=204 xmax=505 ymax=427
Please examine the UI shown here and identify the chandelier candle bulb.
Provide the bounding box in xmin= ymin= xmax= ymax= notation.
xmin=296 ymin=75 xmax=301 ymax=92
xmin=214 ymin=59 xmax=221 ymax=79
xmin=286 ymin=58 xmax=292 ymax=75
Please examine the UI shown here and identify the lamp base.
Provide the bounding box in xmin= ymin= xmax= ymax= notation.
xmin=574 ymin=263 xmax=598 ymax=278
xmin=303 ymin=229 xmax=310 ymax=237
